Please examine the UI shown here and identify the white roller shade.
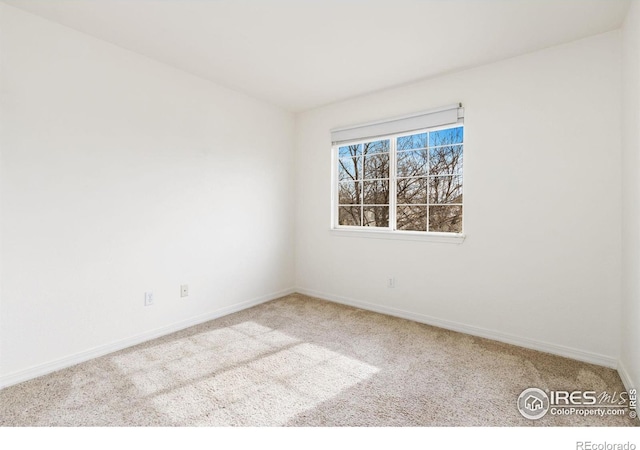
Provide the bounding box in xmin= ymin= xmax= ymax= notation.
xmin=331 ymin=103 xmax=463 ymax=145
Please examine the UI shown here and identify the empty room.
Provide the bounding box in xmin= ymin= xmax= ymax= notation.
xmin=0 ymin=0 xmax=639 ymax=439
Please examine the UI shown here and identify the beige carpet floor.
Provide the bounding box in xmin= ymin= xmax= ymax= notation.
xmin=0 ymin=294 xmax=636 ymax=426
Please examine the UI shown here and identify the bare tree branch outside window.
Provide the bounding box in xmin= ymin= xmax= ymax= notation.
xmin=337 ymin=125 xmax=463 ymax=233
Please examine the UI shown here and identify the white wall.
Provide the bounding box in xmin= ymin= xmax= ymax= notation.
xmin=295 ymin=32 xmax=622 ymax=366
xmin=0 ymin=4 xmax=295 ymax=383
xmin=621 ymin=0 xmax=640 ymax=391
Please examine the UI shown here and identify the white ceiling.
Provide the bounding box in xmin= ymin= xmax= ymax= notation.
xmin=3 ymin=0 xmax=631 ymax=112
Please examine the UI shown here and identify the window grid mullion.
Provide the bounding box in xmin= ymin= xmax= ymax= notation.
xmin=359 ymin=155 xmax=363 ymax=226
xmin=426 ymin=131 xmax=430 ymax=232
xmin=334 ymin=146 xmax=339 ymax=228
xmin=390 ymin=138 xmax=397 ymax=230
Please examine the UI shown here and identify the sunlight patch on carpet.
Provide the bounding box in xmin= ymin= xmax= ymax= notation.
xmin=111 ymin=321 xmax=379 ymax=425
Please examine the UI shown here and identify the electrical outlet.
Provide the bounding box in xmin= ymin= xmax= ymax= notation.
xmin=387 ymin=277 xmax=396 ymax=288
xmin=144 ymin=291 xmax=154 ymax=306
xmin=180 ymin=284 xmax=189 ymax=298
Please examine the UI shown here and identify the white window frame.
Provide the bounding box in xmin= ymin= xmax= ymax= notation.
xmin=330 ymin=123 xmax=465 ymax=244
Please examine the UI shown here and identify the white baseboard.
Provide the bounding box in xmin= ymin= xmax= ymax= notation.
xmin=617 ymin=359 xmax=637 ymax=392
xmin=296 ymin=287 xmax=618 ymax=369
xmin=2 ymin=286 xmax=622 ymax=390
xmin=0 ymin=287 xmax=295 ymax=389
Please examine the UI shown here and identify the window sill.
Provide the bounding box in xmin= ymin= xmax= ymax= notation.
xmin=329 ymin=228 xmax=466 ymax=244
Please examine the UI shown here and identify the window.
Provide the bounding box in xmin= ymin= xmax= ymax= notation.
xmin=332 ymin=105 xmax=464 ymax=236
